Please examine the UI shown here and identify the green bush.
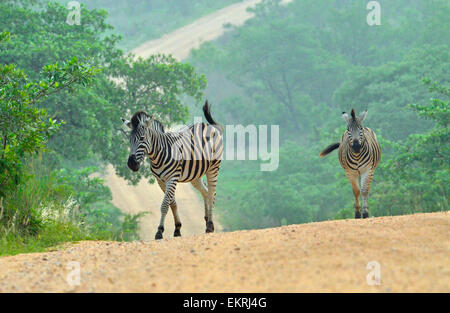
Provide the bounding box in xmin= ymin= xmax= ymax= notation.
xmin=0 ymin=159 xmax=145 ymax=255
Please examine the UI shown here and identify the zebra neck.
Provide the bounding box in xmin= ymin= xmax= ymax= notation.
xmin=147 ymin=130 xmax=164 ymax=160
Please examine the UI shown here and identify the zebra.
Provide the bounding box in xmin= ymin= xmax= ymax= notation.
xmin=122 ymin=101 xmax=224 ymax=239
xmin=320 ymin=109 xmax=381 ymax=219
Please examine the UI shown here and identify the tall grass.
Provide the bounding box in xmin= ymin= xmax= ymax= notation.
xmin=0 ymin=158 xmax=144 ymax=256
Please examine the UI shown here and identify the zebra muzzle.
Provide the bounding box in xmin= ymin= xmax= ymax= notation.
xmin=127 ymin=155 xmax=140 ymax=172
xmin=351 ymin=142 xmax=361 ymax=153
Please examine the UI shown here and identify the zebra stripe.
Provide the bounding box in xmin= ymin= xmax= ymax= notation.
xmin=124 ymin=101 xmax=223 ymax=239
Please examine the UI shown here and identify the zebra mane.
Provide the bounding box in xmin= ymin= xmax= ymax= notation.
xmin=152 ymin=119 xmax=165 ymax=133
xmin=130 ymin=111 xmax=148 ymax=129
xmin=130 ymin=111 xmax=165 ymax=133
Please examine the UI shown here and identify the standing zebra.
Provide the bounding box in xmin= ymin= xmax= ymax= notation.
xmin=122 ymin=101 xmax=224 ymax=239
xmin=320 ymin=109 xmax=381 ymax=218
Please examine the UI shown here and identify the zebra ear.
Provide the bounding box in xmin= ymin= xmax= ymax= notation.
xmin=342 ymin=112 xmax=350 ymax=123
xmin=358 ymin=110 xmax=368 ymax=122
xmin=122 ymin=118 xmax=132 ymax=129
xmin=145 ymin=116 xmax=154 ymax=128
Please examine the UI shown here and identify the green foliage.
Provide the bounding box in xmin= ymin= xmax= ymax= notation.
xmin=0 ymin=220 xmax=98 ymax=257
xmin=333 ymin=46 xmax=449 ymax=141
xmin=1 ymin=1 xmax=121 ymax=161
xmin=190 ymin=0 xmax=450 ymax=230
xmin=0 ymin=158 xmax=144 ymax=254
xmin=0 ymin=32 xmax=97 ymax=198
xmin=82 ymin=201 xmax=146 ymax=242
xmin=191 ymin=1 xmax=350 ymax=138
xmin=55 ymin=166 xmax=112 ymax=207
xmin=218 ymin=141 xmax=351 ymax=230
xmin=372 ymin=81 xmax=449 ymax=215
xmin=191 ymin=0 xmax=449 ymax=141
xmin=1 ymin=0 xmax=207 ymax=178
xmin=0 ymin=29 xmax=96 ymax=243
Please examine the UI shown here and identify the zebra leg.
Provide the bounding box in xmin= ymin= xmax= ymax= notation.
xmin=155 ymin=178 xmax=178 ymax=240
xmin=170 ymin=202 xmax=182 ymax=237
xmin=347 ymin=172 xmax=361 ymax=219
xmin=157 ymin=179 xmax=182 ymax=237
xmin=360 ymin=170 xmax=374 ymax=219
xmin=205 ymin=171 xmax=218 ymax=233
xmin=191 ymin=178 xmax=209 ymax=222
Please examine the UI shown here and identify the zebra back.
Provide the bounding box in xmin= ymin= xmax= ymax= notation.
xmin=151 ymin=119 xmax=165 ymax=133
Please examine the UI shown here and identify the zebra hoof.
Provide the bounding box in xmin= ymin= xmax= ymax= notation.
xmin=155 ymin=231 xmax=163 ymax=240
xmin=155 ymin=226 xmax=164 ymax=240
xmin=362 ymin=212 xmax=369 ymax=219
xmin=355 ymin=211 xmax=361 ymax=219
xmin=174 ymin=229 xmax=181 ymax=237
xmin=205 ymin=221 xmax=214 ymax=233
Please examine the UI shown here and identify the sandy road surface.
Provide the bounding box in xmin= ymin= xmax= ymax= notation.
xmin=0 ymin=212 xmax=448 ymax=292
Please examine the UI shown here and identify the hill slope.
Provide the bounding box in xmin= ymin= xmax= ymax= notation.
xmin=0 ymin=212 xmax=448 ymax=292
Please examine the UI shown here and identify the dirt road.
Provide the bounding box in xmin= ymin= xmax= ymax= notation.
xmin=0 ymin=212 xmax=448 ymax=292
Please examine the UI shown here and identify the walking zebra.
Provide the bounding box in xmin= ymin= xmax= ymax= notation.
xmin=320 ymin=109 xmax=381 ymax=218
xmin=122 ymin=101 xmax=224 ymax=239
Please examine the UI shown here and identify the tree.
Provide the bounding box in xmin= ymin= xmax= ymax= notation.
xmin=372 ymin=80 xmax=449 ymax=215
xmin=0 ymin=31 xmax=97 ymax=217
xmin=199 ymin=0 xmax=348 ymax=136
xmin=333 ymin=46 xmax=449 ymax=141
xmin=218 ymin=141 xmax=351 ymax=230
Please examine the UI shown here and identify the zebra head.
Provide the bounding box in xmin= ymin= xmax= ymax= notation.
xmin=342 ymin=109 xmax=368 ymax=154
xmin=122 ymin=111 xmax=154 ymax=172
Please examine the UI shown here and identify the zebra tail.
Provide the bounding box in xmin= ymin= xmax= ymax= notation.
xmin=320 ymin=143 xmax=340 ymax=157
xmin=203 ymin=100 xmax=224 ymax=134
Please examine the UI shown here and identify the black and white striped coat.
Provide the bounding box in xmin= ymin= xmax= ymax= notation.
xmin=123 ymin=101 xmax=223 ymax=239
xmin=320 ymin=109 xmax=381 ymax=218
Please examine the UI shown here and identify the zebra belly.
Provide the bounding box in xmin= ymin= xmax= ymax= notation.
xmin=345 ymin=164 xmax=370 ymax=176
xmin=178 ymin=159 xmax=211 ymax=182
xmin=149 ymin=160 xmax=211 ymax=183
